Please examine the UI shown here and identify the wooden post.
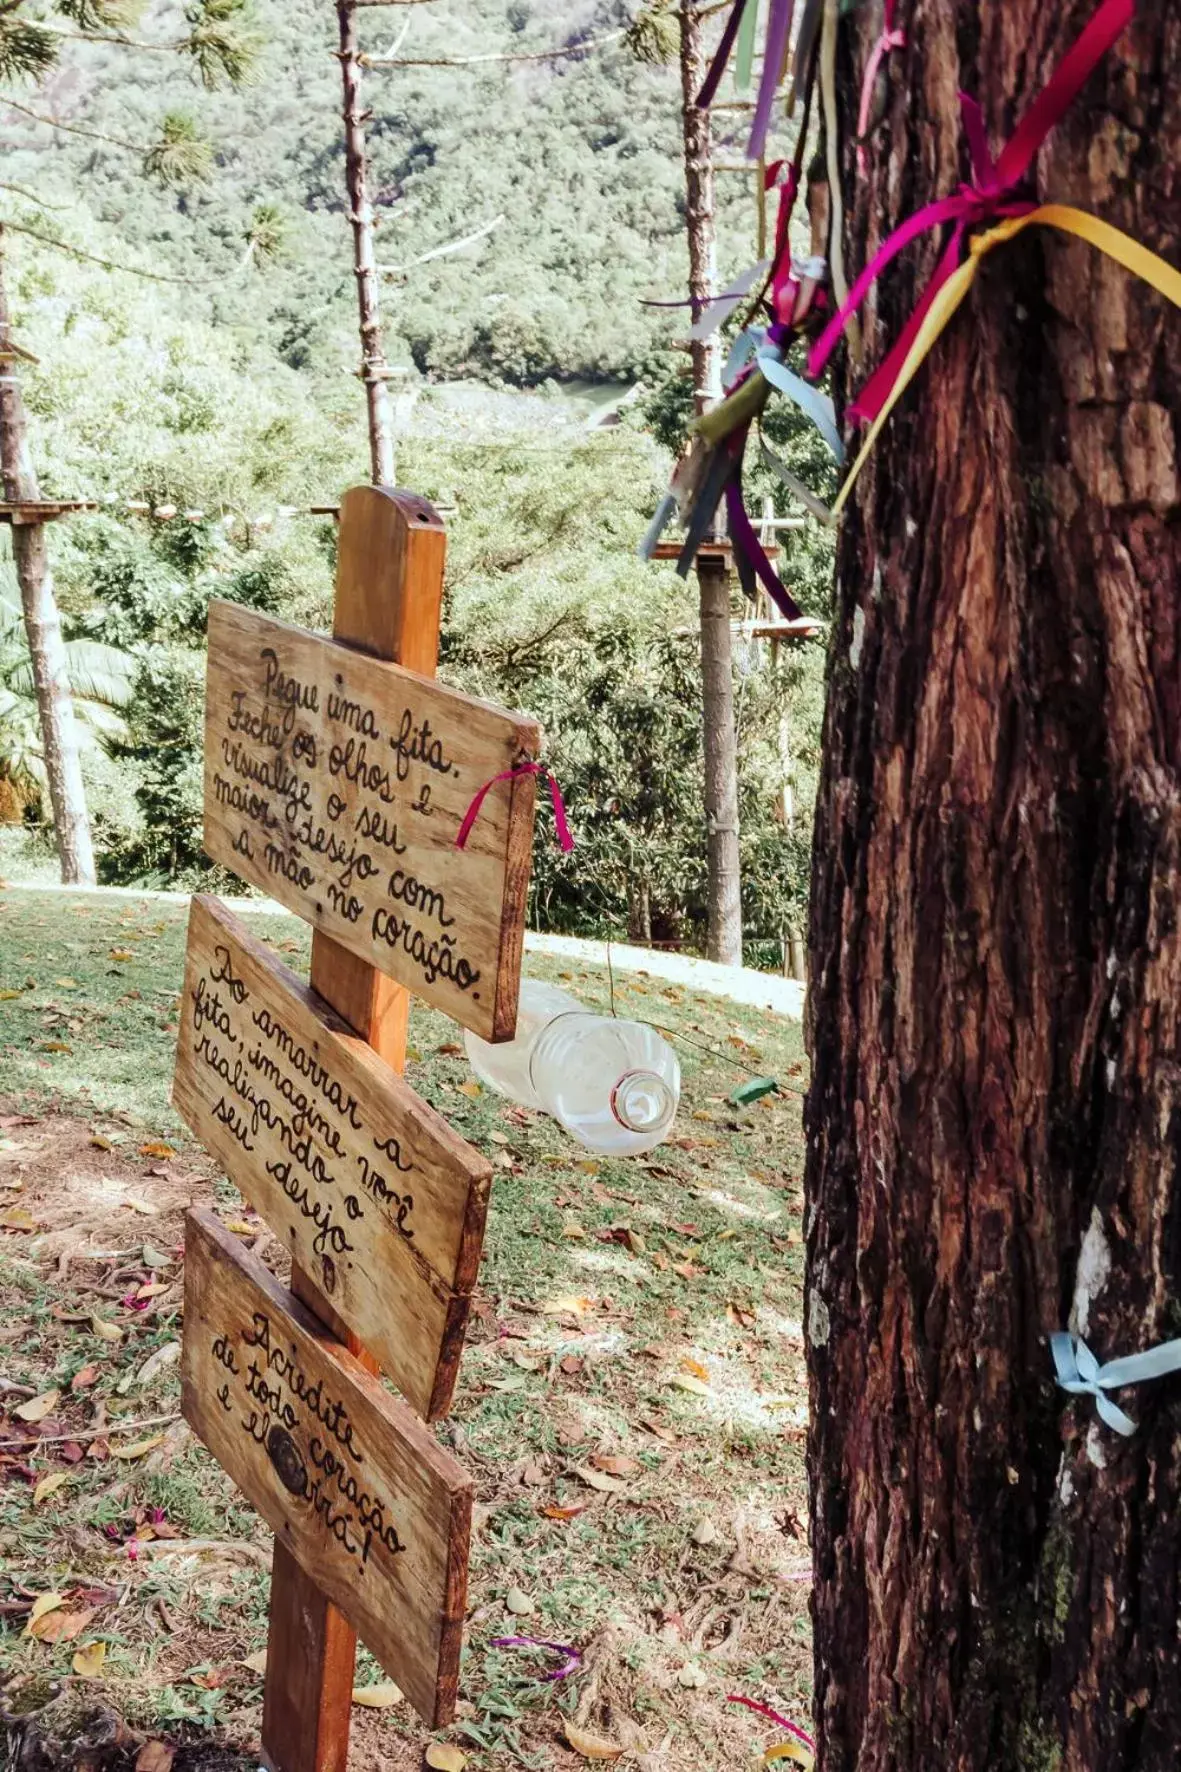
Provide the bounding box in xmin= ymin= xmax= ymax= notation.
xmin=338 ymin=0 xmax=397 ymax=486
xmin=679 ymin=3 xmax=743 ymax=968
xmin=260 ymin=484 xmax=445 ymax=1772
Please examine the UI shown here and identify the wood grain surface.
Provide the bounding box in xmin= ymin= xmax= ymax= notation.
xmin=181 ymin=1208 xmax=471 ymax=1727
xmin=202 ymin=597 xmax=540 ymax=1040
xmin=173 ymin=893 xmax=491 ymax=1420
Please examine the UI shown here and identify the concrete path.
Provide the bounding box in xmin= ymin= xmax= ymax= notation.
xmin=0 ymin=880 xmax=805 ymax=1020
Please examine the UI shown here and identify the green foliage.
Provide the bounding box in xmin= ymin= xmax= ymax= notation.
xmin=0 ymin=18 xmax=57 ymax=82
xmin=183 ymin=0 xmax=261 ymax=88
xmin=56 ymin=0 xmax=144 ymax=28
xmin=625 ymin=1 xmax=679 ymax=66
xmin=144 ymin=112 xmax=215 ymax=187
xmin=101 ymin=645 xmax=207 ymax=883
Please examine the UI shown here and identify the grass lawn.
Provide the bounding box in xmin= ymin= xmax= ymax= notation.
xmin=0 ymin=887 xmax=811 ymax=1771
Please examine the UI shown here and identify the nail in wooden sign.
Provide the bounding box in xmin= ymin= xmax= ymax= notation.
xmin=202 ymin=599 xmax=540 ymax=1041
xmin=181 ymin=1208 xmax=471 ymax=1727
xmin=173 ymin=894 xmax=491 ymax=1420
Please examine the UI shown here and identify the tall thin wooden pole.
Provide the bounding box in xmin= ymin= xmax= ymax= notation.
xmin=338 ymin=0 xmax=396 ymax=485
xmin=0 ymin=228 xmax=95 ymax=886
xmin=679 ymin=3 xmax=743 ymax=966
xmin=260 ymin=486 xmax=446 ymax=1772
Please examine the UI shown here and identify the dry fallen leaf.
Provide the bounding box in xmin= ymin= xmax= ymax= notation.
xmin=139 ymin=1142 xmax=176 ymax=1159
xmin=240 ymin=1650 xmax=268 ymax=1675
xmin=541 ymin=1503 xmax=587 ymax=1521
xmin=0 ymin=988 xmax=23 ymax=1000
xmin=124 ymin=1197 xmax=158 ymax=1216
xmin=562 ymin=1723 xmax=624 ymax=1761
xmin=574 ymin=1465 xmax=627 ymax=1493
xmin=351 ymin=1680 xmax=404 ymax=1708
xmin=91 ymin=1315 xmax=124 ymax=1344
xmin=40 ymin=1041 xmax=72 ymax=1054
xmin=590 ymin=1453 xmax=641 ymax=1477
xmin=677 ymin=1662 xmax=707 ymax=1688
xmin=690 ymin=1518 xmax=719 ymax=1546
xmin=25 ymin=1592 xmax=65 ymax=1631
xmin=504 ymin=1586 xmax=535 ymax=1616
xmin=424 ymin=1746 xmax=467 ymax=1771
xmin=110 ymin=1434 xmax=166 ymax=1460
xmin=33 ymin=1471 xmax=69 ymax=1505
xmin=30 ymin=1606 xmax=95 ymax=1644
xmin=89 ymin=1134 xmax=114 ymax=1151
xmin=71 ymin=1364 xmax=99 ymax=1393
xmin=72 ymin=1639 xmax=108 ymax=1678
xmin=15 ymin=1389 xmax=60 ymax=1423
xmin=110 ymin=950 xmax=135 ymax=963
xmin=680 ymin=1357 xmax=710 ymax=1383
xmin=456 ymin=1080 xmax=481 ymax=1100
xmin=0 ymin=1206 xmax=38 ymax=1231
xmin=542 ymin=1294 xmax=593 ymax=1316
xmin=135 ymin=1743 xmax=176 ymax=1772
xmin=670 ymin=1374 xmax=711 ymax=1397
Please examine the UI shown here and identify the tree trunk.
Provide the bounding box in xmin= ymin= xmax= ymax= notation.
xmin=680 ymin=1 xmax=742 ymax=966
xmin=338 ymin=0 xmax=395 ymax=486
xmin=805 ymin=6 xmax=1181 ymax=1769
xmin=0 ymin=232 xmax=95 ymax=886
xmin=699 ymin=554 xmax=743 ymax=963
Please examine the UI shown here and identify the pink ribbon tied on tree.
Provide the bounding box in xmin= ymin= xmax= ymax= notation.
xmin=855 ymin=0 xmax=906 ymax=174
xmin=455 ymin=762 xmax=574 ymax=853
xmin=808 ymin=0 xmax=1137 ymax=427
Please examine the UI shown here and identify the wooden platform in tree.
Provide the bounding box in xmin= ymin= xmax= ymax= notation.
xmin=0 ymin=499 xmax=99 ymax=525
xmin=650 ymin=537 xmax=781 ymax=564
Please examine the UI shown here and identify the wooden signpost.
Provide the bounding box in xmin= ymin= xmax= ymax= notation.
xmin=174 ymin=486 xmax=542 ymax=1770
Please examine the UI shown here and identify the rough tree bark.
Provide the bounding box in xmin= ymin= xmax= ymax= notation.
xmin=0 ymin=231 xmax=95 ymax=885
xmin=805 ymin=6 xmax=1181 ymax=1768
xmin=679 ymin=1 xmax=743 ymax=965
xmin=338 ymin=0 xmax=396 ymax=486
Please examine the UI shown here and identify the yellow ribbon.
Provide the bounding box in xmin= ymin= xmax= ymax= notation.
xmin=763 ymin=1744 xmax=815 ymax=1768
xmin=831 ymin=204 xmax=1181 ymax=518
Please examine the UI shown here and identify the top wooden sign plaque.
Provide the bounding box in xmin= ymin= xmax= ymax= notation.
xmin=202 ymin=600 xmax=540 ymax=1041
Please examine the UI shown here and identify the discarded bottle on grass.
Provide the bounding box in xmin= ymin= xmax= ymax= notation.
xmin=464 ymin=979 xmax=681 ymax=1157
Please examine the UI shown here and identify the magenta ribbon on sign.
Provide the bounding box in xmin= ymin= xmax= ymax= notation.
xmin=455 ymin=763 xmax=574 ymax=854
xmin=728 ymin=1694 xmax=816 ymax=1752
xmin=856 ymin=1 xmax=906 ymax=174
xmin=808 ymin=0 xmax=1136 ymax=426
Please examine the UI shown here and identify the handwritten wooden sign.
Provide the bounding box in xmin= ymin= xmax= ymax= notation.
xmin=181 ymin=1208 xmax=471 ymax=1726
xmin=173 ymin=894 xmax=491 ymax=1420
xmin=202 ymin=599 xmax=540 ymax=1041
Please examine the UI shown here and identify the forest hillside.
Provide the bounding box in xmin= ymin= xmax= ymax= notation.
xmin=0 ymin=0 xmax=832 ymax=961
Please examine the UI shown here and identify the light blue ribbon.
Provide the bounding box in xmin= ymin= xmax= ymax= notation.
xmin=724 ymin=325 xmax=765 ymax=389
xmin=689 ymin=258 xmax=771 ymax=342
xmin=637 ymin=491 xmax=677 ymax=560
xmin=1051 ymin=1331 xmax=1181 ymax=1436
xmin=756 ymin=348 xmax=845 ymax=463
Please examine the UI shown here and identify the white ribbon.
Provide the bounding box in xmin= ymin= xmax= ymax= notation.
xmin=756 ymin=347 xmax=844 ymax=463
xmin=1051 ymin=1331 xmax=1181 ymax=1437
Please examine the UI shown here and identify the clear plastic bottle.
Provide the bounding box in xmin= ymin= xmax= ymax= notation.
xmin=464 ymin=979 xmax=681 ymax=1156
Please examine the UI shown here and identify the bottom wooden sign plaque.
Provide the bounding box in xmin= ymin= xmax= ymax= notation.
xmin=181 ymin=1208 xmax=471 ymax=1726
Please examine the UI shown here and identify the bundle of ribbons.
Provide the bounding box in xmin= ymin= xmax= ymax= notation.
xmin=643 ymin=0 xmax=1181 ymax=560
xmin=639 ymin=147 xmax=842 ymax=621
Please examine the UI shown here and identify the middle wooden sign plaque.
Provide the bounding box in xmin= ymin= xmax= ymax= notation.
xmin=202 ymin=599 xmax=541 ymax=1042
xmin=174 ymin=893 xmax=491 ymax=1421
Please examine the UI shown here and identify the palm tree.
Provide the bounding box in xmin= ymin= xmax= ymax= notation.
xmin=0 ymin=587 xmax=133 ymax=822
